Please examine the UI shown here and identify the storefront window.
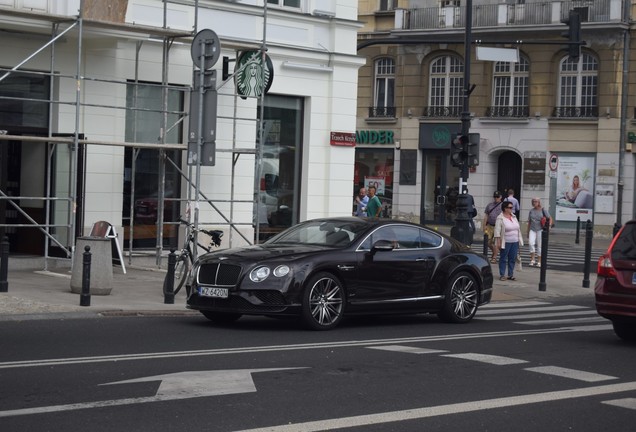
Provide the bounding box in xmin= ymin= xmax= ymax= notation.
xmin=256 ymin=95 xmax=303 ymax=241
xmin=354 ymin=148 xmax=394 ymax=218
xmin=123 ymin=82 xmax=184 ymax=248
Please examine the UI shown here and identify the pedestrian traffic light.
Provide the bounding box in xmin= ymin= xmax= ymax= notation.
xmin=450 ymin=134 xmax=468 ymax=167
xmin=467 ymin=133 xmax=480 ymax=167
xmin=561 ymin=10 xmax=581 ymax=61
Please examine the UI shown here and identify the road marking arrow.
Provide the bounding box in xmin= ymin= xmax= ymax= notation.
xmin=0 ymin=368 xmax=305 ymax=418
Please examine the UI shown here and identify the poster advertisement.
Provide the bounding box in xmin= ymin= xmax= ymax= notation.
xmin=595 ymin=184 xmax=614 ymax=214
xmin=365 ymin=176 xmax=385 ymax=195
xmin=555 ymin=155 xmax=595 ymax=222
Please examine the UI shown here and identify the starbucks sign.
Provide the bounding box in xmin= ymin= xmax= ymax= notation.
xmin=235 ymin=51 xmax=274 ymax=99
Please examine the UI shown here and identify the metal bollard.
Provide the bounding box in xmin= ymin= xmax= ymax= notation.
xmin=613 ymin=222 xmax=622 ymax=238
xmin=582 ymin=220 xmax=593 ymax=288
xmin=538 ymin=224 xmax=549 ymax=292
xmin=80 ymin=245 xmax=91 ymax=307
xmin=483 ymin=233 xmax=488 ymax=258
xmin=0 ymin=236 xmax=9 ymax=293
xmin=575 ymin=216 xmax=581 ymax=244
xmin=164 ymin=249 xmax=176 ymax=304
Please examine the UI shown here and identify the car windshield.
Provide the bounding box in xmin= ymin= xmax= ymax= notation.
xmin=266 ymin=220 xmax=369 ymax=247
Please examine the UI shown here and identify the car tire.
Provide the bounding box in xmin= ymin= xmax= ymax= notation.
xmin=301 ymin=272 xmax=345 ymax=330
xmin=438 ymin=271 xmax=479 ymax=323
xmin=612 ymin=321 xmax=636 ymax=342
xmin=201 ymin=311 xmax=242 ymax=324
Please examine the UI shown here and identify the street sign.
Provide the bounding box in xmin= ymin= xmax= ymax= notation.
xmin=549 ymin=153 xmax=559 ymax=171
xmin=191 ymin=29 xmax=221 ymax=70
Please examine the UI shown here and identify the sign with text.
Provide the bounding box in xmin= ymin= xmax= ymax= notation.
xmin=330 ymin=131 xmax=356 ymax=147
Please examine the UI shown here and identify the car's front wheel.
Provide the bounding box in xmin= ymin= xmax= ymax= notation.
xmin=438 ymin=271 xmax=479 ymax=323
xmin=612 ymin=321 xmax=636 ymax=342
xmin=201 ymin=311 xmax=242 ymax=324
xmin=301 ymin=272 xmax=345 ymax=330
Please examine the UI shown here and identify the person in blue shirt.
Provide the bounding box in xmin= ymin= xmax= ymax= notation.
xmin=353 ymin=187 xmax=369 ymax=217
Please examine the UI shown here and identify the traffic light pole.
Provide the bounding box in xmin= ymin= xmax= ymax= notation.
xmin=450 ymin=0 xmax=474 ymax=246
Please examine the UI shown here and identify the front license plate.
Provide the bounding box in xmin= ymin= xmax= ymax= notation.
xmin=198 ymin=287 xmax=229 ymax=298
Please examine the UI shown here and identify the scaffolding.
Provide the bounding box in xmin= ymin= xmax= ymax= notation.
xmin=0 ymin=0 xmax=270 ymax=269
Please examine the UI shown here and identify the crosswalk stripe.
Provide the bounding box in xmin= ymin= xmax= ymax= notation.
xmin=477 ymin=305 xmax=588 ymax=315
xmin=525 ymin=366 xmax=617 ymax=382
xmin=480 ymin=301 xmax=551 ymax=309
xmin=477 ymin=310 xmax=598 ymax=321
xmin=514 ymin=316 xmax=606 ymax=326
xmin=367 ymin=346 xmax=448 ymax=354
xmin=602 ymin=398 xmax=636 ymax=410
xmin=441 ymin=353 xmax=528 ymax=365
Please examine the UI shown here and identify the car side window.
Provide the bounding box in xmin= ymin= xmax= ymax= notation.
xmin=359 ymin=225 xmax=421 ymax=250
xmin=419 ymin=229 xmax=442 ymax=248
xmin=612 ymin=224 xmax=636 ymax=260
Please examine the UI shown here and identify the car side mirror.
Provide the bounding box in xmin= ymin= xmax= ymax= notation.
xmin=371 ymin=239 xmax=394 ymax=252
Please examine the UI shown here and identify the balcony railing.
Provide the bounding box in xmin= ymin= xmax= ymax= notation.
xmin=401 ymin=0 xmax=620 ymax=31
xmin=422 ymin=106 xmax=462 ymax=118
xmin=368 ymin=106 xmax=396 ymax=118
xmin=485 ymin=106 xmax=530 ymax=118
xmin=552 ymin=106 xmax=598 ymax=118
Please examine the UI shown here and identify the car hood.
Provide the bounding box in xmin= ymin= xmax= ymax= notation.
xmin=196 ymin=243 xmax=335 ymax=264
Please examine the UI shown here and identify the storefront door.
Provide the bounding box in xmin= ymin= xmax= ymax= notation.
xmin=420 ymin=150 xmax=460 ymax=225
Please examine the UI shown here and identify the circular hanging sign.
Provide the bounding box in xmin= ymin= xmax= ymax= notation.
xmin=549 ymin=153 xmax=559 ymax=171
xmin=234 ymin=50 xmax=274 ymax=99
xmin=191 ymin=29 xmax=221 ymax=70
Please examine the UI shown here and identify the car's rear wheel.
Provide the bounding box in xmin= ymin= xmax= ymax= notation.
xmin=612 ymin=321 xmax=636 ymax=342
xmin=301 ymin=272 xmax=345 ymax=330
xmin=438 ymin=271 xmax=479 ymax=323
xmin=201 ymin=311 xmax=242 ymax=324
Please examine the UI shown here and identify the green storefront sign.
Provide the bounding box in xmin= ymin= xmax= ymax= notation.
xmin=356 ymin=130 xmax=394 ymax=145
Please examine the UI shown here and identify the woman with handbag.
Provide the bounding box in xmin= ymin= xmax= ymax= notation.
xmin=494 ymin=202 xmax=524 ymax=281
xmin=526 ymin=198 xmax=551 ymax=267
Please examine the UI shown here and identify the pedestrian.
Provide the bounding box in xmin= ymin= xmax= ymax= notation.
xmin=483 ymin=191 xmax=503 ymax=263
xmin=504 ymin=188 xmax=520 ymax=220
xmin=365 ymin=185 xmax=382 ymax=218
xmin=494 ymin=201 xmax=524 ymax=281
xmin=353 ymin=187 xmax=368 ymax=217
xmin=526 ymin=197 xmax=551 ymax=267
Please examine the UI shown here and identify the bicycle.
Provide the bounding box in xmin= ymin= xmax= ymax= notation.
xmin=165 ymin=218 xmax=223 ymax=296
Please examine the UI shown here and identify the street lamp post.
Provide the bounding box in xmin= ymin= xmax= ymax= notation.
xmin=450 ymin=0 xmax=474 ymax=246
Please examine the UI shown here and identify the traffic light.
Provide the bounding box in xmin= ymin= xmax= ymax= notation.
xmin=561 ymin=10 xmax=581 ymax=61
xmin=467 ymin=133 xmax=480 ymax=167
xmin=450 ymin=134 xmax=468 ymax=167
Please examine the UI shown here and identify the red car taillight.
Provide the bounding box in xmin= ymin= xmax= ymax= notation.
xmin=597 ymin=254 xmax=616 ymax=278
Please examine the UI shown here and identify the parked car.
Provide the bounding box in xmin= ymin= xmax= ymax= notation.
xmin=595 ymin=220 xmax=636 ymax=341
xmin=186 ymin=217 xmax=493 ymax=330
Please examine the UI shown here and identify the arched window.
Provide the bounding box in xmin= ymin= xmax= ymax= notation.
xmin=427 ymin=55 xmax=463 ymax=117
xmin=372 ymin=57 xmax=395 ymax=117
xmin=489 ymin=55 xmax=529 ymax=117
xmin=555 ymin=53 xmax=598 ymax=118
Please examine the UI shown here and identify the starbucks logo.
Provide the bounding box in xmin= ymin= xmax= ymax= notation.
xmin=235 ymin=51 xmax=274 ymax=99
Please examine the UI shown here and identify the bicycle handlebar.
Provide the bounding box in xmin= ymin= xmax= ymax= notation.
xmin=178 ymin=218 xmax=223 ymax=247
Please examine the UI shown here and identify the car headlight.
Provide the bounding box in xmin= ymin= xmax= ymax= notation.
xmin=273 ymin=265 xmax=290 ymax=277
xmin=250 ymin=266 xmax=271 ymax=282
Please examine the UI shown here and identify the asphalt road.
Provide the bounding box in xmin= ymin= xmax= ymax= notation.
xmin=2 ymin=296 xmax=635 ymax=431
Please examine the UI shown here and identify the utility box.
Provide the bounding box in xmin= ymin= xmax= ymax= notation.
xmin=70 ymin=237 xmax=113 ymax=296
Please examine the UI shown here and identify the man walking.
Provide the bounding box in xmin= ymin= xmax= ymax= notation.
xmin=505 ymin=188 xmax=520 ymax=221
xmin=353 ymin=187 xmax=368 ymax=217
xmin=483 ymin=191 xmax=503 ymax=263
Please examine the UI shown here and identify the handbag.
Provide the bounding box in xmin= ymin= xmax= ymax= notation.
xmin=540 ymin=208 xmax=550 ymax=229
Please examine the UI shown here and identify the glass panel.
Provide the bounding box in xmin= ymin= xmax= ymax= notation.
xmin=0 ymin=71 xmax=49 ymax=129
xmin=123 ymin=82 xmax=184 ymax=248
xmin=257 ymin=95 xmax=303 ymax=241
xmin=353 ymin=148 xmax=394 ymax=218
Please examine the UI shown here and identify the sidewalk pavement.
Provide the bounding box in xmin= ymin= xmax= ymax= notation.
xmin=0 ymin=229 xmax=608 ymax=321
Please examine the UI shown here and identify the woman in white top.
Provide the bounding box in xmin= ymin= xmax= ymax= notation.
xmin=494 ymin=201 xmax=524 ymax=281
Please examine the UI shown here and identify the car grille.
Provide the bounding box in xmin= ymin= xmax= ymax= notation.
xmin=188 ymin=293 xmax=287 ymax=313
xmin=197 ymin=262 xmax=242 ymax=287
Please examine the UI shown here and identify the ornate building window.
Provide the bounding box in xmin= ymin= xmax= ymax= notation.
xmin=555 ymin=53 xmax=598 ymax=118
xmin=426 ymin=55 xmax=463 ymax=117
xmin=488 ymin=55 xmax=529 ymax=117
xmin=370 ymin=57 xmax=395 ymax=117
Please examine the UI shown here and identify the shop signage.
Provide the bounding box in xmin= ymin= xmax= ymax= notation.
xmin=355 ymin=130 xmax=394 ymax=145
xmin=330 ymin=131 xmax=356 ymax=147
xmin=235 ymin=50 xmax=274 ymax=99
xmin=523 ymin=154 xmax=546 ymax=186
xmin=418 ymin=123 xmax=459 ymax=150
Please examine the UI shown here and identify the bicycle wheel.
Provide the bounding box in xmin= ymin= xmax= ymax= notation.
xmin=165 ymin=253 xmax=190 ymax=295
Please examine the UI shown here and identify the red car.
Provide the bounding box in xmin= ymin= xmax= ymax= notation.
xmin=595 ymin=220 xmax=636 ymax=341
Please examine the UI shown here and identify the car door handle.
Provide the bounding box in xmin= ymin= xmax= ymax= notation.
xmin=416 ymin=257 xmax=434 ymax=262
xmin=338 ymin=265 xmax=355 ymax=271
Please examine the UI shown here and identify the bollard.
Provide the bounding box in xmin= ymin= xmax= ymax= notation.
xmin=613 ymin=222 xmax=622 ymax=238
xmin=483 ymin=233 xmax=488 ymax=258
xmin=538 ymin=224 xmax=549 ymax=292
xmin=0 ymin=236 xmax=9 ymax=293
xmin=582 ymin=220 xmax=593 ymax=288
xmin=80 ymin=245 xmax=91 ymax=307
xmin=164 ymin=249 xmax=176 ymax=304
xmin=575 ymin=217 xmax=581 ymax=244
